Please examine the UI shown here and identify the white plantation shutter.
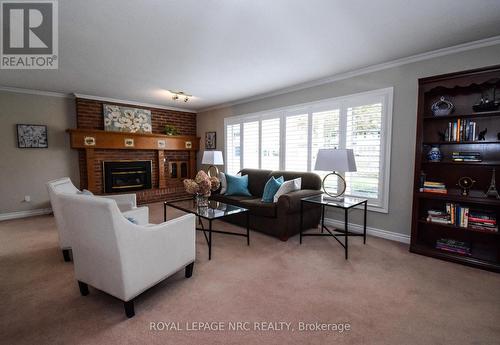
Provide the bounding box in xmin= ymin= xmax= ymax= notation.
xmin=243 ymin=121 xmax=259 ymax=169
xmin=345 ymin=103 xmax=382 ymax=199
xmin=311 ymin=109 xmax=340 ymax=192
xmin=285 ymin=113 xmax=309 ymax=171
xmin=261 ymin=118 xmax=280 ymax=170
xmin=223 ymin=88 xmax=392 ymax=212
xmin=225 ymin=124 xmax=241 ymax=174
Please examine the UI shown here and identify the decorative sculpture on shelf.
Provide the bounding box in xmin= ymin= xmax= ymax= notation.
xmin=478 ymin=128 xmax=487 ymax=141
xmin=485 ymin=168 xmax=500 ymax=199
xmin=472 ymin=86 xmax=499 ymax=112
xmin=457 ymin=177 xmax=475 ymax=196
xmin=437 ymin=130 xmax=446 ymax=142
xmin=431 ymin=97 xmax=455 ymax=116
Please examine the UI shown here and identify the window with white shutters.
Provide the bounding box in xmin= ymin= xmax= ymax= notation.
xmin=345 ymin=103 xmax=382 ymax=199
xmin=261 ymin=118 xmax=280 ymax=170
xmin=311 ymin=109 xmax=340 ymax=192
xmin=225 ymin=123 xmax=241 ymax=174
xmin=243 ymin=121 xmax=259 ymax=169
xmin=223 ymin=87 xmax=392 ymax=212
xmin=285 ymin=113 xmax=308 ymax=171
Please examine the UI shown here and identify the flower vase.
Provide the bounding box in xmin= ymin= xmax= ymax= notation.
xmin=195 ymin=194 xmax=209 ymax=209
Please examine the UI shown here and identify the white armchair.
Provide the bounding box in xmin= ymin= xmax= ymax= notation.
xmin=58 ymin=193 xmax=196 ymax=318
xmin=46 ymin=177 xmax=149 ymax=261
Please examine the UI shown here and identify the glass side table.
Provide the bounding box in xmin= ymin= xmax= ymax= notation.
xmin=300 ymin=194 xmax=368 ymax=260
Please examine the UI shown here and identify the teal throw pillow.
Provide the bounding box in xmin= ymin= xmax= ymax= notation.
xmin=261 ymin=176 xmax=284 ymax=203
xmin=225 ymin=174 xmax=252 ymax=196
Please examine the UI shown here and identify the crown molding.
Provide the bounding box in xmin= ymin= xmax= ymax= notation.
xmin=199 ymin=35 xmax=500 ymax=113
xmin=0 ymin=86 xmax=71 ymax=98
xmin=0 ymin=87 xmax=197 ymax=113
xmin=73 ymin=93 xmax=197 ymax=113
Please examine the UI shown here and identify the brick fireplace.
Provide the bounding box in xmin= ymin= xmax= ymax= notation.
xmin=71 ymin=98 xmax=198 ymax=204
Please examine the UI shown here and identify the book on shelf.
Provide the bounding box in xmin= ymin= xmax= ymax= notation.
xmin=425 ymin=204 xmax=498 ymax=232
xmin=444 ymin=119 xmax=477 ymax=142
xmin=451 ymin=151 xmax=482 ymax=162
xmin=421 ymin=181 xmax=447 ymax=194
xmin=436 ymin=238 xmax=471 ymax=256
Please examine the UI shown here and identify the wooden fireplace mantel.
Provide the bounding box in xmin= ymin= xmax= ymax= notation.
xmin=67 ymin=129 xmax=200 ymax=194
xmin=66 ymin=129 xmax=200 ymax=151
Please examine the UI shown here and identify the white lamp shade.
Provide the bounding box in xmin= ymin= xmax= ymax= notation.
xmin=314 ymin=149 xmax=357 ymax=172
xmin=202 ymin=151 xmax=224 ymax=165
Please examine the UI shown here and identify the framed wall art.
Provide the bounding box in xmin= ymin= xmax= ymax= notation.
xmin=17 ymin=124 xmax=48 ymax=148
xmin=103 ymin=104 xmax=152 ymax=133
xmin=205 ymin=131 xmax=216 ymax=149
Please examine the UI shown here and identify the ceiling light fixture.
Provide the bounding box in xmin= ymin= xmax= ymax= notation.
xmin=170 ymin=91 xmax=191 ymax=103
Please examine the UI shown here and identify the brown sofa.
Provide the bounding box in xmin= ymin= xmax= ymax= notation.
xmin=210 ymin=169 xmax=322 ymax=241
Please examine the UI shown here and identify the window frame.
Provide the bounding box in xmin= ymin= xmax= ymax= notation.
xmin=223 ymin=87 xmax=393 ymax=213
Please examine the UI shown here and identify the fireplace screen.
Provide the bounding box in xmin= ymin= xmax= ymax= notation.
xmin=103 ymin=160 xmax=152 ymax=193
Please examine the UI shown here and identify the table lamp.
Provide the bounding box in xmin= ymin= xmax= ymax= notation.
xmin=314 ymin=148 xmax=357 ymax=199
xmin=202 ymin=151 xmax=224 ymax=177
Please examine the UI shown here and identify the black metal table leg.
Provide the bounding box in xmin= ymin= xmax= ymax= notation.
xmin=321 ymin=204 xmax=325 ymax=233
xmin=363 ymin=201 xmax=367 ymax=244
xmin=344 ymin=208 xmax=349 ymax=260
xmin=163 ymin=202 xmax=167 ymax=222
xmin=208 ymin=219 xmax=212 ymax=260
xmin=300 ymin=201 xmax=303 ymax=244
xmin=246 ymin=212 xmax=250 ymax=246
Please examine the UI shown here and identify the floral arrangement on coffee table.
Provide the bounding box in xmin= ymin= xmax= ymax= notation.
xmin=184 ymin=170 xmax=220 ymax=198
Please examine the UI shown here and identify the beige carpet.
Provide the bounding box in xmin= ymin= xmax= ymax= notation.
xmin=0 ymin=202 xmax=499 ymax=345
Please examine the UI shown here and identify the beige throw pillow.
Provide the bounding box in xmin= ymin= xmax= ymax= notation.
xmin=273 ymin=177 xmax=301 ymax=202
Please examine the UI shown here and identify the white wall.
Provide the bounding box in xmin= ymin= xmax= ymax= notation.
xmin=197 ymin=43 xmax=500 ymax=238
xmin=0 ymin=91 xmax=79 ymax=215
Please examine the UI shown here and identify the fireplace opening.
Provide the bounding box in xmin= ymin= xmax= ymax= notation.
xmin=103 ymin=160 xmax=152 ymax=193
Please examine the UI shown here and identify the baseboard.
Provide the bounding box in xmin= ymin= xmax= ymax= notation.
xmin=0 ymin=208 xmax=52 ymax=221
xmin=324 ymin=218 xmax=410 ymax=244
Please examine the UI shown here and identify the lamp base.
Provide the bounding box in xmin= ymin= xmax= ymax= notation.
xmin=323 ymin=195 xmax=345 ymax=202
xmin=322 ymin=171 xmax=346 ymax=198
xmin=206 ymin=165 xmax=219 ymax=178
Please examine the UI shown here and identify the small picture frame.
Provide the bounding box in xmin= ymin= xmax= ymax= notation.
xmin=17 ymin=124 xmax=48 ymax=148
xmin=205 ymin=131 xmax=216 ymax=149
xmin=84 ymin=136 xmax=96 ymax=146
xmin=124 ymin=138 xmax=134 ymax=147
xmin=185 ymin=141 xmax=192 ymax=149
xmin=157 ymin=140 xmax=166 ymax=149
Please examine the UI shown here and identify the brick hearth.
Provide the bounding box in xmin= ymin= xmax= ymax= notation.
xmin=75 ymin=98 xmax=197 ymax=204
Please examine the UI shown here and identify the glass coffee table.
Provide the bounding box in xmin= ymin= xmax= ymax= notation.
xmin=164 ymin=198 xmax=249 ymax=260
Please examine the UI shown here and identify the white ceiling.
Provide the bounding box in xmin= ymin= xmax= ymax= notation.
xmin=1 ymin=0 xmax=500 ymax=111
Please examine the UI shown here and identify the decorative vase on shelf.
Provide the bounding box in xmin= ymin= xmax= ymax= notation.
xmin=426 ymin=146 xmax=442 ymax=162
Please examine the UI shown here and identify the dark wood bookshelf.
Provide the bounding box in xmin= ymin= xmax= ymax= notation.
xmin=416 ymin=190 xmax=500 ymax=207
xmin=411 ymin=65 xmax=500 ymax=273
xmin=421 ymin=160 xmax=500 ymax=166
xmin=417 ymin=219 xmax=500 ymax=236
xmin=423 ymin=141 xmax=500 ymax=145
xmin=423 ymin=110 xmax=500 ymax=120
